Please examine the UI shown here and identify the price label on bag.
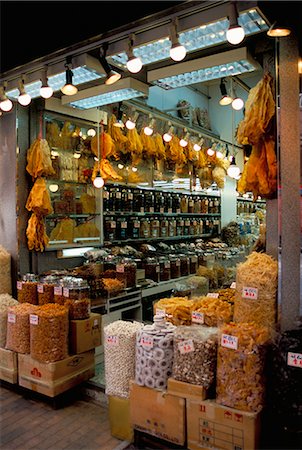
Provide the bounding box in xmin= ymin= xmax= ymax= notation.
xmin=156 ymin=309 xmax=165 ymax=317
xmin=63 ymin=288 xmax=69 ymax=298
xmin=178 ymin=339 xmax=195 ymax=354
xmin=221 ymin=334 xmax=238 ymax=350
xmin=287 ymin=352 xmax=302 ymax=368
xmin=30 ymin=314 xmax=39 ymax=325
xmin=94 ymin=319 xmax=99 ymax=327
xmin=207 ymin=293 xmax=219 ymax=298
xmin=54 ymin=286 xmax=62 ymax=296
xmin=116 ymin=264 xmax=124 ymax=273
xmin=106 ymin=335 xmax=119 ymax=346
xmin=242 ymin=286 xmax=258 ymax=300
xmin=17 ymin=281 xmax=22 ymax=290
xmin=191 ymin=311 xmax=205 ymax=324
xmin=140 ymin=335 xmax=154 ymax=349
xmin=7 ymin=313 xmax=16 ymax=323
xmin=37 ymin=284 xmax=44 ymax=293
xmin=230 ymin=282 xmax=236 ymax=289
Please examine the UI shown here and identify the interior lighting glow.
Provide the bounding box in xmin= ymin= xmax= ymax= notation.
xmin=87 ymin=128 xmax=96 ymax=137
xmin=207 ymin=148 xmax=215 ymax=156
xmin=226 ymin=1 xmax=245 ymax=45
xmin=232 ymin=97 xmax=244 ymax=110
xmin=227 ymin=156 xmax=241 ymax=178
xmin=49 ymin=184 xmax=59 ymax=193
xmin=93 ymin=174 xmax=105 ymax=188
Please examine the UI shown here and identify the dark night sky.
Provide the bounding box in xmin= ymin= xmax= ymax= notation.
xmin=0 ymin=1 xmax=183 ymax=74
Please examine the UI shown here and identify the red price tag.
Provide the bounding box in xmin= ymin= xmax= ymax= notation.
xmin=192 ymin=311 xmax=204 ymax=324
xmin=287 ymin=352 xmax=302 ymax=368
xmin=178 ymin=339 xmax=194 ymax=354
xmin=242 ymin=286 xmax=258 ymax=300
xmin=140 ymin=335 xmax=154 ymax=349
xmin=221 ymin=334 xmax=238 ymax=350
xmin=106 ymin=335 xmax=119 ymax=346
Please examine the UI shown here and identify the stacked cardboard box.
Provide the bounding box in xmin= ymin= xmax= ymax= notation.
xmin=0 ymin=348 xmax=18 ymax=384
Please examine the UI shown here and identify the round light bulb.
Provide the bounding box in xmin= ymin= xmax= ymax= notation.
xmin=49 ymin=184 xmax=59 ymax=193
xmin=61 ymin=84 xmax=78 ymax=96
xmin=193 ymin=143 xmax=201 ymax=152
xmin=179 ymin=138 xmax=188 ymax=147
xmin=219 ymin=95 xmax=233 ymax=106
xmin=216 ymin=151 xmax=224 ymax=159
xmin=94 ymin=156 xmax=99 ymax=161
xmin=125 ymin=119 xmax=136 ymax=130
xmin=93 ymin=175 xmax=105 ymax=189
xmin=18 ymin=93 xmax=31 ymax=106
xmin=73 ymin=152 xmax=81 ymax=159
xmin=132 ymin=167 xmax=138 ymax=172
xmin=170 ymin=44 xmax=186 ymax=62
xmin=207 ymin=148 xmax=215 ymax=156
xmin=40 ymin=86 xmax=53 ymax=99
xmin=144 ymin=126 xmax=153 ymax=136
xmin=227 ymin=164 xmax=241 ymax=178
xmin=51 ymin=149 xmax=59 ymax=157
xmin=118 ymin=163 xmax=124 ymax=170
xmin=87 ymin=128 xmax=96 ymax=137
xmin=0 ymin=98 xmax=13 ymax=112
xmin=232 ymin=97 xmax=244 ymax=110
xmin=226 ymin=26 xmax=245 ymax=45
xmin=126 ymin=56 xmax=143 ymax=73
xmin=163 ymin=133 xmax=172 ymax=143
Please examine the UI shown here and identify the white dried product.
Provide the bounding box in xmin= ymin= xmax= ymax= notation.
xmin=6 ymin=303 xmax=37 ymax=353
xmin=104 ymin=320 xmax=142 ymax=398
xmin=30 ymin=304 xmax=69 ymax=363
xmin=234 ymin=252 xmax=278 ymax=330
xmin=172 ymin=325 xmax=218 ymax=388
xmin=135 ymin=316 xmax=176 ymax=391
xmin=0 ymin=246 xmax=12 ymax=295
xmin=0 ymin=294 xmax=18 ymax=348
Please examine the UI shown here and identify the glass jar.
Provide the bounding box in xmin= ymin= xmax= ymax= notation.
xmin=17 ymin=273 xmax=38 ymax=304
xmin=54 ymin=278 xmax=66 ymax=305
xmin=173 ymin=194 xmax=181 ymax=214
xmin=194 ymin=196 xmax=201 ymax=213
xmin=180 ymin=195 xmax=188 ymax=213
xmin=189 ymin=253 xmax=198 ymax=274
xmin=63 ymin=278 xmax=90 ymax=320
xmin=116 ymin=258 xmax=137 ymax=288
xmin=37 ymin=275 xmax=57 ymax=305
xmin=130 ymin=217 xmax=140 ymax=239
xmin=159 ymin=257 xmax=171 ymax=282
xmin=188 ymin=196 xmax=194 ymax=214
xmin=201 ymin=198 xmax=208 ymax=214
xmin=103 ymin=186 xmax=110 ymax=211
xmin=176 ymin=218 xmax=184 ymax=236
xmin=150 ymin=217 xmax=160 ymax=239
xmin=168 ymin=218 xmax=176 ymax=237
xmin=140 ymin=218 xmax=151 ymax=239
xmin=117 ymin=217 xmax=128 ymax=240
xmin=166 ymin=193 xmax=173 ymax=214
xmin=155 ymin=192 xmax=165 ymax=213
xmin=160 ymin=218 xmax=169 ymax=238
xmin=179 ymin=254 xmax=190 ymax=277
xmin=104 ymin=216 xmax=116 ymax=241
xmin=170 ymin=255 xmax=181 ymax=279
xmin=183 ymin=218 xmax=190 ymax=236
xmin=143 ymin=257 xmax=160 ymax=283
xmin=103 ymin=255 xmax=118 ymax=272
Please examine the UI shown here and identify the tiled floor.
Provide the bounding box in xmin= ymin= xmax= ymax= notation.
xmin=0 ymin=382 xmax=124 ymax=450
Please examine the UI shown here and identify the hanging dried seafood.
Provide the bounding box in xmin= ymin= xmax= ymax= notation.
xmin=91 ymin=130 xmax=116 ymax=159
xmin=26 ymin=213 xmax=49 ymax=252
xmin=25 ymin=178 xmax=53 ymax=215
xmin=108 ymin=114 xmax=130 ymax=154
xmin=26 ymin=138 xmax=55 ymax=179
xmin=92 ymin=159 xmax=122 ymax=182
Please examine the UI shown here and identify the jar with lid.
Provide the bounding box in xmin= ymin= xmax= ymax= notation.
xmin=63 ymin=278 xmax=90 ymax=320
xmin=199 ymin=219 xmax=204 ymax=235
xmin=201 ymin=198 xmax=208 ymax=214
xmin=170 ymin=255 xmax=181 ymax=279
xmin=190 ymin=219 xmax=197 ymax=236
xmin=103 ymin=254 xmax=118 ymax=272
xmin=179 ymin=254 xmax=190 ymax=277
xmin=117 ymin=217 xmax=128 ymax=240
xmin=208 ymin=198 xmax=214 ymax=213
xmin=155 ymin=192 xmax=165 ymax=213
xmin=180 ymin=195 xmax=188 ymax=213
xmin=134 ymin=189 xmax=145 ymax=213
xmin=168 ymin=218 xmax=176 ymax=237
xmin=176 ymin=218 xmax=184 ymax=236
xmin=17 ymin=273 xmax=38 ymax=304
xmin=188 ymin=196 xmax=194 ymax=214
xmin=37 ymin=275 xmax=57 ymax=305
xmin=188 ymin=253 xmax=198 ymax=274
xmin=130 ymin=217 xmax=140 ymax=239
xmin=114 ymin=187 xmax=122 ymax=211
xmin=172 ymin=193 xmax=181 ymax=214
xmin=146 ymin=191 xmax=155 ymax=213
xmin=103 ymin=186 xmax=110 ymax=211
xmin=143 ymin=257 xmax=160 ymax=283
xmin=122 ymin=188 xmax=133 ymax=212
xmin=166 ymin=193 xmax=173 ymax=214
xmin=151 ymin=217 xmax=160 ymax=239
xmin=160 ymin=218 xmax=168 ymax=238
xmin=108 ymin=187 xmax=115 ymax=211
xmin=183 ymin=218 xmax=190 ymax=236
xmin=116 ymin=258 xmax=137 ymax=288
xmin=214 ymin=198 xmax=220 ymax=214
xmin=54 ymin=277 xmax=65 ymax=305
xmin=104 ymin=216 xmax=116 ymax=241
xmin=140 ymin=218 xmax=151 ymax=239
xmin=158 ymin=257 xmax=171 ymax=282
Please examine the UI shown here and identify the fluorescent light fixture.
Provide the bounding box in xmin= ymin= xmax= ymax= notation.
xmin=148 ymin=47 xmax=259 ymax=89
xmin=59 ymin=246 xmax=95 ymax=258
xmin=109 ymin=10 xmax=268 ymax=68
xmin=61 ymin=77 xmax=149 ymax=109
xmin=6 ymin=54 xmax=106 ymax=100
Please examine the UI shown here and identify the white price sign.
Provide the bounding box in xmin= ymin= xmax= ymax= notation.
xmin=207 ymin=293 xmax=219 ymax=298
xmin=230 ymin=282 xmax=236 ymax=289
xmin=140 ymin=335 xmax=154 ymax=349
xmin=54 ymin=286 xmax=62 ymax=296
xmin=30 ymin=314 xmax=39 ymax=325
xmin=287 ymin=352 xmax=302 ymax=368
xmin=106 ymin=335 xmax=119 ymax=346
xmin=156 ymin=309 xmax=166 ymax=317
xmin=242 ymin=286 xmax=258 ymax=300
xmin=191 ymin=311 xmax=204 ymax=324
xmin=178 ymin=339 xmax=195 ymax=354
xmin=7 ymin=313 xmax=16 ymax=323
xmin=221 ymin=334 xmax=238 ymax=350
xmin=37 ymin=284 xmax=44 ymax=293
xmin=63 ymin=288 xmax=69 ymax=298
xmin=116 ymin=264 xmax=124 ymax=273
xmin=17 ymin=281 xmax=22 ymax=290
xmin=93 ymin=319 xmax=99 ymax=327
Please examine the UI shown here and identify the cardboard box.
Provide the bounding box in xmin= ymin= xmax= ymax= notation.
xmin=18 ymin=350 xmax=95 ymax=397
xmin=108 ymin=395 xmax=134 ymax=442
xmin=167 ymin=378 xmax=208 ymax=401
xmin=186 ymin=399 xmax=261 ymax=450
xmin=0 ymin=348 xmax=18 ymax=384
xmin=130 ymin=382 xmax=186 ymax=446
xmin=69 ymin=312 xmax=102 ymax=354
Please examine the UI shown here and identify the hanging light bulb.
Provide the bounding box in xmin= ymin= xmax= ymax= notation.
xmin=73 ymin=151 xmax=81 ymax=159
xmin=61 ymin=58 xmax=78 ymax=95
xmin=93 ymin=173 xmax=105 ymax=188
xmin=126 ymin=34 xmax=143 ymax=73
xmin=132 ymin=167 xmax=138 ymax=172
xmin=118 ymin=163 xmax=124 ymax=169
xmin=93 ymin=110 xmax=105 ymax=189
xmin=163 ymin=124 xmax=174 ymax=142
xmin=18 ymin=78 xmax=31 ymax=106
xmin=87 ymin=128 xmax=96 ymax=137
xmin=40 ymin=66 xmax=53 ymax=99
xmin=99 ymin=43 xmax=121 ymax=85
xmin=216 ymin=150 xmax=224 ymax=159
xmin=0 ymin=86 xmax=13 ymax=112
xmin=125 ymin=111 xmax=139 ymax=130
xmin=219 ymin=78 xmax=233 ymax=105
xmin=193 ymin=136 xmax=204 ymax=152
xmin=207 ymin=148 xmax=215 ymax=156
xmin=144 ymin=117 xmax=155 ymax=136
xmin=49 ymin=184 xmax=59 ymax=193
xmin=169 ymin=18 xmax=186 ymax=61
xmin=226 ymin=1 xmax=245 ymax=45
xmin=227 ymin=155 xmax=241 ymax=178
xmin=232 ymin=97 xmax=244 ymax=110
xmin=179 ymin=131 xmax=190 ymax=147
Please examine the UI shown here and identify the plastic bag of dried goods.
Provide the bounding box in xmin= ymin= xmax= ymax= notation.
xmin=6 ymin=303 xmax=37 ymax=353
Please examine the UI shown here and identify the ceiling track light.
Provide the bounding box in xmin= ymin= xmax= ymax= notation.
xmin=126 ymin=34 xmax=143 ymax=74
xmin=226 ymin=1 xmax=245 ymax=45
xmin=61 ymin=57 xmax=78 ymax=96
xmin=113 ymin=101 xmax=125 ymax=128
xmin=169 ymin=18 xmax=186 ymax=62
xmin=0 ymin=84 xmax=13 ymax=112
xmin=267 ymin=21 xmax=291 ymax=37
xmin=40 ymin=66 xmax=53 ymax=99
xmin=144 ymin=115 xmax=155 ymax=136
xmin=18 ymin=77 xmax=32 ymax=106
xmin=100 ymin=43 xmax=121 ymax=85
xmin=219 ymin=78 xmax=233 ymax=106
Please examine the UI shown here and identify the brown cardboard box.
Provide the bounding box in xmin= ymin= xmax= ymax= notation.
xmin=108 ymin=395 xmax=134 ymax=442
xmin=18 ymin=350 xmax=95 ymax=397
xmin=130 ymin=382 xmax=186 ymax=446
xmin=186 ymin=399 xmax=261 ymax=450
xmin=0 ymin=348 xmax=18 ymax=384
xmin=167 ymin=378 xmax=208 ymax=401
xmin=69 ymin=312 xmax=102 ymax=354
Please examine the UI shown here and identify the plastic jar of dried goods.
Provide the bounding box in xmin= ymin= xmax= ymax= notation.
xmin=17 ymin=273 xmax=38 ymax=305
xmin=159 ymin=257 xmax=171 ymax=282
xmin=170 ymin=255 xmax=181 ymax=279
xmin=37 ymin=275 xmax=56 ymax=305
xmin=143 ymin=257 xmax=160 ymax=283
xmin=179 ymin=254 xmax=190 ymax=277
xmin=188 ymin=253 xmax=198 ymax=274
xmin=53 ymin=278 xmax=65 ymax=305
xmin=63 ymin=278 xmax=90 ymax=319
xmin=116 ymin=258 xmax=137 ymax=288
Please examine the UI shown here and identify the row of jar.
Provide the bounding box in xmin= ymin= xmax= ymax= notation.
xmin=103 ymin=186 xmax=220 ymax=215
xmin=104 ymin=216 xmax=221 ymax=241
